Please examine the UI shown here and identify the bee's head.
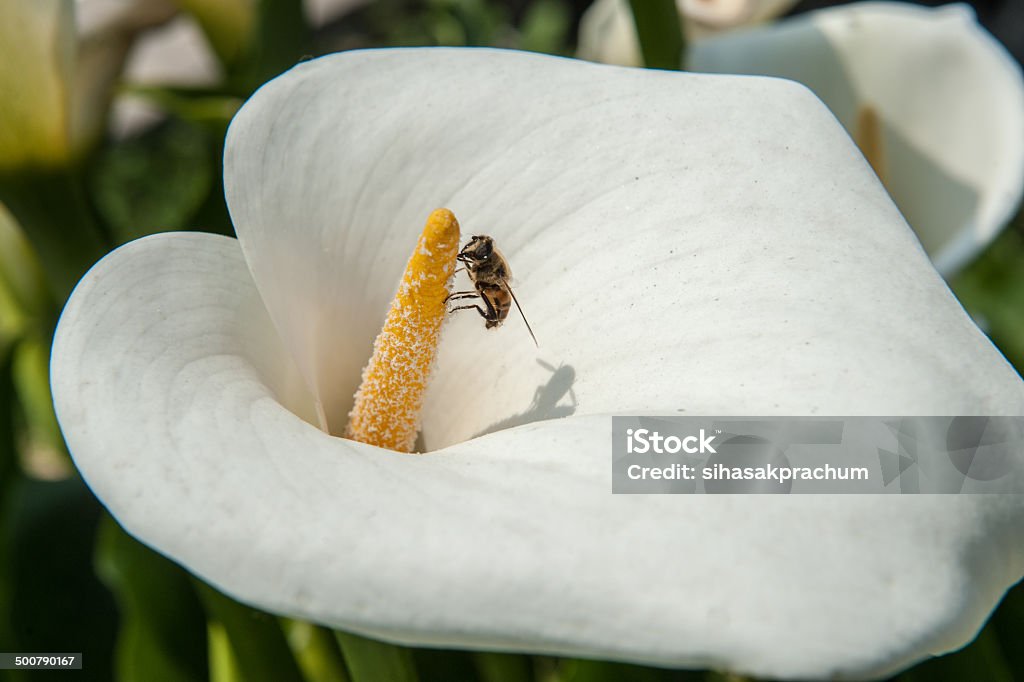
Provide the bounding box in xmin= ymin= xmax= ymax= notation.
xmin=457 ymin=235 xmax=494 ymax=264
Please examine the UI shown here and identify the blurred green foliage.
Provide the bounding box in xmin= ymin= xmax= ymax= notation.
xmin=0 ymin=0 xmax=1022 ymax=681
xmin=91 ymin=118 xmax=215 ymax=244
xmin=952 ymin=216 xmax=1024 ymax=371
xmin=315 ymin=0 xmax=573 ymax=53
xmin=95 ymin=517 xmax=208 ymax=682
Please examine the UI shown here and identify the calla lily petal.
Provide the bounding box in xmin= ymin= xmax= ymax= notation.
xmin=577 ymin=0 xmax=799 ymax=66
xmin=686 ymin=2 xmax=1024 ymax=275
xmin=53 ymin=50 xmax=1024 ymax=679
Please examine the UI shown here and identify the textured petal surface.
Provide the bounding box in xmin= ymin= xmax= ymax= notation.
xmin=224 ymin=49 xmax=1022 ymax=441
xmin=689 ymin=2 xmax=1024 ymax=275
xmin=55 ymin=50 xmax=1024 ymax=679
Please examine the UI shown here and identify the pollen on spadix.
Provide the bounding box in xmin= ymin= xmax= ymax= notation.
xmin=344 ymin=208 xmax=460 ymax=452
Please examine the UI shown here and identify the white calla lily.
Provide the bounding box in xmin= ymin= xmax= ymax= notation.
xmin=51 ymin=49 xmax=1024 ymax=679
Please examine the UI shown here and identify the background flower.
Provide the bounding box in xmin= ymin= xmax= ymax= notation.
xmin=687 ymin=2 xmax=1024 ymax=276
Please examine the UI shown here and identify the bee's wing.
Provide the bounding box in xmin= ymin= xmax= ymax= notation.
xmin=503 ymin=279 xmax=539 ymax=347
xmin=491 ymin=245 xmax=515 ymax=281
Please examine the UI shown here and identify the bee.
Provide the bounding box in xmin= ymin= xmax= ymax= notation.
xmin=446 ymin=235 xmax=538 ymax=346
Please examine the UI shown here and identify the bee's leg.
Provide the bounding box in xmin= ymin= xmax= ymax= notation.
xmin=478 ymin=292 xmax=501 ymax=328
xmin=446 ymin=290 xmax=480 ymax=301
xmin=447 ymin=303 xmax=491 ymax=320
xmin=445 ymin=291 xmax=482 ymax=313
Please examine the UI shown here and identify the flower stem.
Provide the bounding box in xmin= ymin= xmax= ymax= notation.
xmin=194 ymin=580 xmax=305 ymax=682
xmin=344 ymin=208 xmax=460 ymax=452
xmin=335 ymin=632 xmax=419 ymax=682
xmin=854 ymin=104 xmax=888 ymax=188
xmin=284 ymin=621 xmax=350 ymax=682
xmin=628 ymin=0 xmax=687 ymax=70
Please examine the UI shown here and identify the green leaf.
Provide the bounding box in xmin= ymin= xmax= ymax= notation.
xmin=627 ymin=0 xmax=686 ymax=71
xmin=94 ymin=515 xmax=208 ymax=682
xmin=335 ymin=631 xmax=419 ymax=682
xmin=194 ymin=580 xmax=305 ymax=682
xmin=243 ymin=0 xmax=311 ymax=89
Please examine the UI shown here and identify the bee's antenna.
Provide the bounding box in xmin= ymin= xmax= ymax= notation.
xmin=507 ymin=285 xmax=539 ymax=347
